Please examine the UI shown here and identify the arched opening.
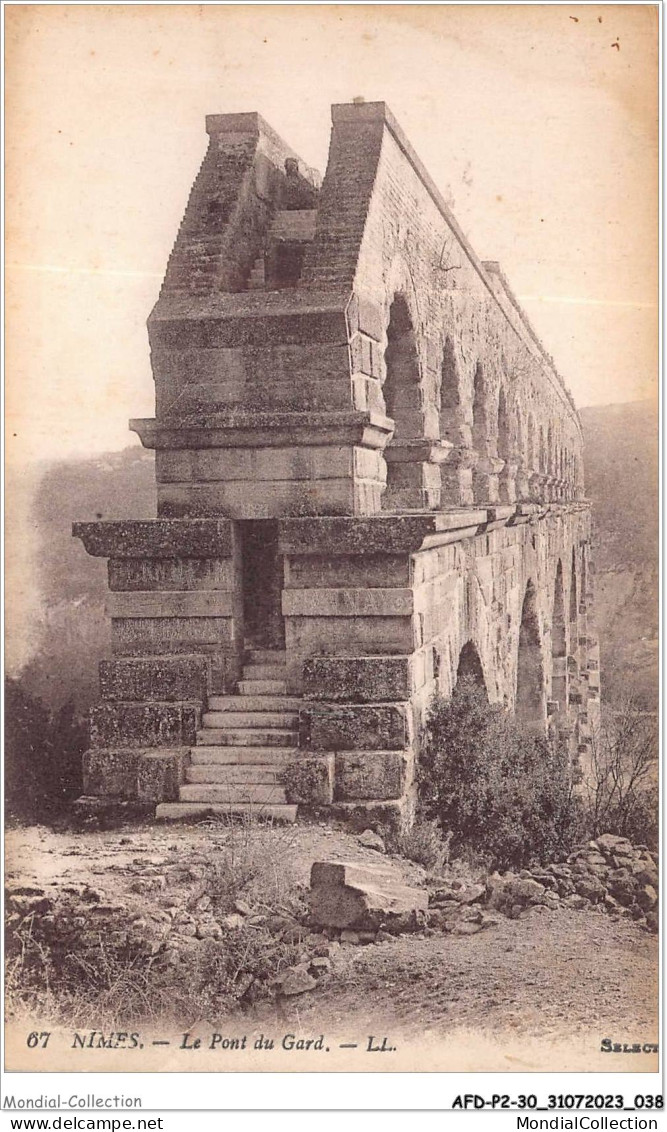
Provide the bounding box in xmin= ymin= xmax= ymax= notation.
xmin=581 ymin=550 xmax=589 ymax=615
xmin=439 ymin=336 xmax=464 ymax=445
xmin=383 ymin=295 xmax=423 ymax=440
xmin=456 ymin=640 xmax=487 ymax=695
xmin=497 ymin=387 xmax=510 ymax=464
xmin=569 ymin=547 xmax=579 ymax=649
xmin=526 ymin=414 xmax=536 ymax=478
xmin=472 ymin=363 xmax=498 ymax=502
xmin=516 ymin=580 xmax=546 ymax=732
xmin=551 ymin=560 xmax=567 ymax=711
xmin=497 ymin=386 xmax=515 ymax=502
xmin=472 ymin=363 xmax=489 ymax=459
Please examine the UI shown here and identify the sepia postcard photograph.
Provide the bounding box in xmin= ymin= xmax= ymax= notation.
xmin=3 ymin=1 xmax=660 ymax=1086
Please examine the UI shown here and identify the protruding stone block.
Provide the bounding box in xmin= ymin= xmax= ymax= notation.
xmin=99 ymin=656 xmax=210 ymax=703
xmin=82 ymin=748 xmax=140 ymax=798
xmin=302 ymin=656 xmax=413 ymax=703
xmin=282 ymin=754 xmax=335 ymax=805
xmin=137 ymin=750 xmax=191 ymax=803
xmin=334 ymin=750 xmax=407 ymax=800
xmin=89 ymin=703 xmax=201 ymax=749
xmin=305 ymin=703 xmax=409 ymax=751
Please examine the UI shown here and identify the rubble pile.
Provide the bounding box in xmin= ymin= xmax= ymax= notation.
xmin=481 ymin=833 xmax=658 ymax=933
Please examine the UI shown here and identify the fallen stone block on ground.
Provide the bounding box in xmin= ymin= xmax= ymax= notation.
xmin=309 ymin=859 xmax=428 ymax=932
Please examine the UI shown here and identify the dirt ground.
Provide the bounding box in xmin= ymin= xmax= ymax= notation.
xmin=4 ymin=821 xmax=659 ymax=1073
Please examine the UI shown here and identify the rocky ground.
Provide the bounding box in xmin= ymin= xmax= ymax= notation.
xmin=4 ymin=820 xmax=659 ymax=1073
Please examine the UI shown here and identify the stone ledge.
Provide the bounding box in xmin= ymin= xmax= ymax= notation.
xmin=278 ymin=513 xmax=488 ymax=556
xmin=131 ymin=411 xmax=393 ymax=452
xmin=73 ymin=519 xmax=235 ymax=559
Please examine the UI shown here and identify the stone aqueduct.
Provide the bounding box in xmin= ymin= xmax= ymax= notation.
xmin=75 ymin=101 xmax=600 ymax=826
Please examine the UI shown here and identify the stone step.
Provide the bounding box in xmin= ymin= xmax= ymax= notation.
xmin=196 ymin=728 xmax=299 ymax=747
xmin=246 ymin=649 xmax=287 ymax=664
xmin=242 ymin=664 xmax=287 ymax=681
xmin=202 ymin=710 xmax=299 ymax=730
xmin=186 ymin=764 xmax=282 ymax=785
xmin=156 ymin=802 xmax=298 ymax=823
xmin=237 ymin=679 xmax=287 ymax=696
xmin=207 ymin=695 xmax=302 ymax=713
xmin=180 ymin=783 xmax=287 ymax=805
xmin=190 ymin=746 xmax=297 ymax=765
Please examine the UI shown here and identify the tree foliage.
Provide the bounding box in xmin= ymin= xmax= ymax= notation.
xmin=419 ymin=676 xmax=582 ymax=869
xmin=5 ymin=677 xmax=86 ymax=819
xmin=580 ymin=700 xmax=658 ymax=849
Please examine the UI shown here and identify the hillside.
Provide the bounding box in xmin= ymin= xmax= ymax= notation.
xmin=12 ymin=401 xmax=659 ymax=711
xmin=15 ymin=446 xmax=156 ymax=710
xmin=579 ymin=400 xmax=659 ymax=709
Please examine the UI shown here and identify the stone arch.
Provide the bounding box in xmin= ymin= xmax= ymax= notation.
xmin=455 ymin=640 xmax=488 ymax=695
xmin=383 ymin=294 xmax=423 ymax=440
xmin=516 ymin=579 xmax=546 ymax=731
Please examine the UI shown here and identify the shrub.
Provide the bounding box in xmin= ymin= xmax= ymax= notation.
xmin=579 ymin=700 xmax=658 ymax=849
xmin=419 ymin=676 xmax=582 ymax=870
xmin=392 ymin=819 xmax=452 ymax=873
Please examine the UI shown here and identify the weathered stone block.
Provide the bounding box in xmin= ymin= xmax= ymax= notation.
xmin=309 ymin=859 xmax=428 ymax=931
xmin=89 ymin=703 xmax=201 ymax=749
xmin=334 ymin=751 xmax=406 ymax=800
xmin=282 ymin=754 xmax=334 ymax=805
xmin=137 ymin=750 xmax=190 ymax=803
xmin=83 ymin=748 xmax=141 ymax=798
xmin=99 ymin=656 xmax=210 ymax=702
xmin=306 ymin=704 xmax=408 ymax=750
xmin=111 ymin=616 xmax=234 ymax=656
xmin=108 ymin=558 xmax=235 ymax=592
xmin=285 ymin=553 xmax=410 ymax=589
xmin=302 ymin=656 xmax=413 ymax=702
xmin=283 ymin=588 xmax=413 ymax=617
xmin=329 ymin=797 xmax=415 ymax=835
xmin=107 ymin=591 xmax=234 ymax=619
xmin=157 ymin=479 xmax=361 ymax=519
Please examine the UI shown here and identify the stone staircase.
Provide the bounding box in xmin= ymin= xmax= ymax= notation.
xmin=247 ymin=209 xmax=317 ymax=290
xmin=155 ymin=650 xmax=300 ymax=822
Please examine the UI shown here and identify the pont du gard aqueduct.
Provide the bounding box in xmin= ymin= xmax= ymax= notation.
xmin=74 ymin=101 xmax=600 ymax=827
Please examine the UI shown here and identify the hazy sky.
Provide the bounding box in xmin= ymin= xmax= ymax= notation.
xmin=6 ymin=3 xmax=658 ymax=469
